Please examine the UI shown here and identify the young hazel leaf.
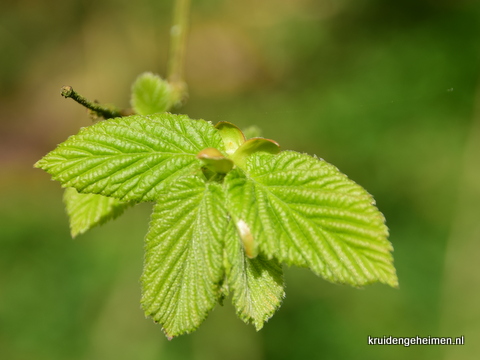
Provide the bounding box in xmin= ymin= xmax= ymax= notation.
xmin=231 ymin=137 xmax=280 ymax=169
xmin=141 ymin=176 xmax=228 ymax=339
xmin=63 ymin=188 xmax=132 ymax=238
xmin=131 ymin=72 xmax=174 ymax=115
xmin=224 ymin=222 xmax=285 ymax=330
xmin=225 ymin=151 xmax=398 ymax=288
xmin=215 ymin=121 xmax=246 ymax=156
xmin=35 ymin=113 xmax=225 ymax=202
xmin=197 ymin=147 xmax=234 ymax=174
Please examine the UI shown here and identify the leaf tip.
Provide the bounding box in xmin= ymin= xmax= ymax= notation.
xmin=33 ymin=159 xmax=45 ymax=169
xmin=70 ymin=228 xmax=81 ymax=239
xmin=388 ymin=274 xmax=400 ymax=289
xmin=164 ymin=331 xmax=174 ymax=341
xmin=254 ymin=322 xmax=264 ymax=331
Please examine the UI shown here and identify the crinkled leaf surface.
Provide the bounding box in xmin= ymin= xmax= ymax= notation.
xmin=141 ymin=176 xmax=227 ymax=338
xmin=224 ymin=222 xmax=285 ymax=330
xmin=35 ymin=113 xmax=224 ymax=202
xmin=225 ymin=151 xmax=398 ymax=288
xmin=131 ymin=72 xmax=173 ymax=115
xmin=63 ymin=188 xmax=132 ymax=238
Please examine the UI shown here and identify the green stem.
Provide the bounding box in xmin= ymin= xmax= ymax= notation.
xmin=167 ymin=0 xmax=190 ymax=103
xmin=61 ymin=86 xmax=122 ymax=119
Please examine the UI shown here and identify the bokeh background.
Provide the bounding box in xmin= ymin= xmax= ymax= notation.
xmin=1 ymin=0 xmax=479 ymax=359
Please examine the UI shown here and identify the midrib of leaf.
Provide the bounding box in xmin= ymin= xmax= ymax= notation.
xmin=223 ymin=222 xmax=285 ymax=330
xmin=141 ymin=177 xmax=226 ymax=338
xmin=262 ymin=188 xmax=324 ymax=267
xmin=234 ymin=176 xmax=329 ymax=270
xmin=262 ymin=180 xmax=393 ymax=284
xmin=265 ymin=188 xmax=388 ymax=248
xmin=55 ymin=153 xmax=194 ymax=182
xmin=144 ymin=207 xmax=199 ymax=285
xmin=36 ymin=114 xmax=224 ymax=202
xmin=225 ymin=151 xmax=397 ymax=287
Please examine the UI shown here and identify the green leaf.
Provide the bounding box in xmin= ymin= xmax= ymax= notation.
xmin=231 ymin=137 xmax=280 ymax=169
xmin=224 ymin=222 xmax=285 ymax=330
xmin=141 ymin=176 xmax=227 ymax=339
xmin=63 ymin=188 xmax=132 ymax=238
xmin=131 ymin=72 xmax=174 ymax=115
xmin=215 ymin=121 xmax=245 ymax=156
xmin=35 ymin=113 xmax=224 ymax=202
xmin=225 ymin=151 xmax=398 ymax=288
xmin=197 ymin=147 xmax=234 ymax=174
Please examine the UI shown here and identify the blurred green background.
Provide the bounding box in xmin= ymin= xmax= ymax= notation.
xmin=1 ymin=0 xmax=479 ymax=359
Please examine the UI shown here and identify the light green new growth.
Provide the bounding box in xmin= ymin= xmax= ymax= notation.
xmin=142 ymin=176 xmax=227 ymax=339
xmin=197 ymin=147 xmax=234 ymax=174
xmin=32 ymin=0 xmax=400 ymax=340
xmin=63 ymin=188 xmax=131 ymax=237
xmin=35 ymin=113 xmax=224 ymax=202
xmin=223 ymin=222 xmax=285 ymax=329
xmin=215 ymin=122 xmax=246 ymax=156
xmin=225 ymin=151 xmax=397 ymax=288
xmin=61 ymin=72 xmax=181 ymax=236
xmin=36 ymin=111 xmax=397 ymax=338
xmin=141 ymin=174 xmax=285 ymax=338
xmin=131 ymin=72 xmax=175 ymax=115
xmin=230 ymin=137 xmax=281 ymax=169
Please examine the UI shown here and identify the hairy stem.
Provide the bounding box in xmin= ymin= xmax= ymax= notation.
xmin=61 ymin=86 xmax=122 ymax=119
xmin=167 ymin=0 xmax=190 ymax=103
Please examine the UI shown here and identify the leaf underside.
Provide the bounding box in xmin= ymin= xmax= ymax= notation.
xmin=35 ymin=113 xmax=225 ymax=202
xmin=63 ymin=188 xmax=132 ymax=237
xmin=225 ymin=151 xmax=398 ymax=288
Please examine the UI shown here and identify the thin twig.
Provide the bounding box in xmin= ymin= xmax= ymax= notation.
xmin=61 ymin=86 xmax=122 ymax=119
